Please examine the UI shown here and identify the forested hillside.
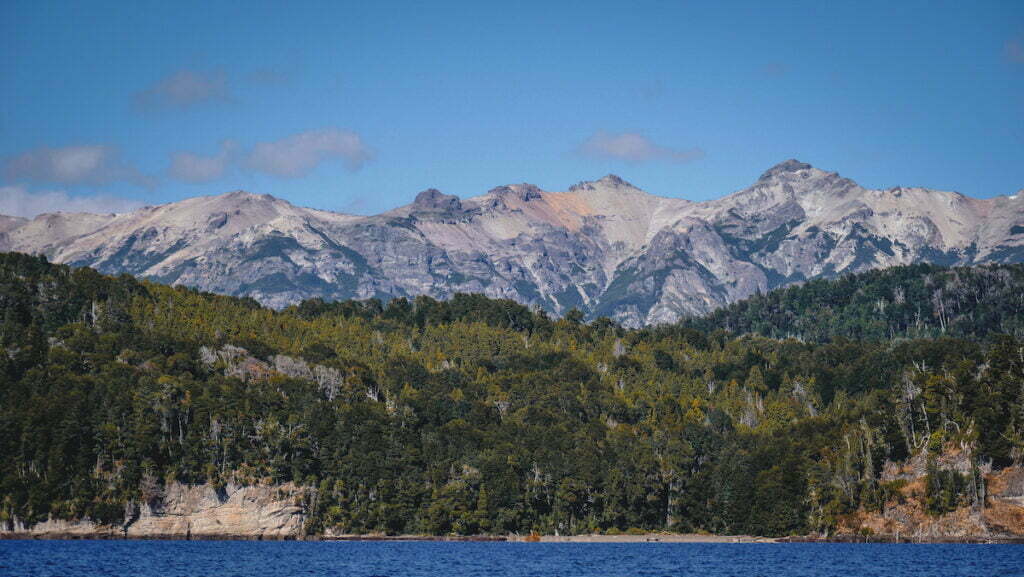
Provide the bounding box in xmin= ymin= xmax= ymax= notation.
xmin=687 ymin=263 xmax=1024 ymax=342
xmin=1 ymin=253 xmax=1023 ymax=537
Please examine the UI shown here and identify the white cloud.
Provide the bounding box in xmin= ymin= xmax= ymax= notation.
xmin=579 ymin=132 xmax=705 ymax=164
xmin=3 ymin=144 xmax=152 ymax=187
xmin=246 ymin=129 xmax=373 ymax=177
xmin=0 ymin=185 xmax=145 ymax=218
xmin=169 ymin=140 xmax=238 ymax=183
xmin=135 ymin=69 xmax=230 ymax=109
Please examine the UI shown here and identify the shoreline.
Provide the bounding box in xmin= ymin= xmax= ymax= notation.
xmin=3 ymin=532 xmax=1023 ymax=544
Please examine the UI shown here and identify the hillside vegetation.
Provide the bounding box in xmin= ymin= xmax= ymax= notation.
xmin=686 ymin=263 xmax=1024 ymax=342
xmin=1 ymin=252 xmax=1023 ymax=537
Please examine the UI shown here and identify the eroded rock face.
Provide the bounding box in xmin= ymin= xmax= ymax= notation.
xmin=16 ymin=517 xmax=114 ymax=538
xmin=2 ymin=160 xmax=1021 ymax=326
xmin=128 ymin=482 xmax=306 ymax=539
xmin=7 ymin=482 xmax=308 ymax=539
xmin=412 ymin=189 xmax=463 ymax=213
xmin=844 ymin=447 xmax=1024 ymax=540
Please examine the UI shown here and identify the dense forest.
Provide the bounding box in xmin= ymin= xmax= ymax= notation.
xmin=1 ymin=252 xmax=1022 ymax=537
xmin=687 ymin=263 xmax=1024 ymax=342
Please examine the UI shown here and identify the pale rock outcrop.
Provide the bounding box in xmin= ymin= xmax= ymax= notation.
xmin=18 ymin=517 xmax=117 ymax=538
xmin=6 ymin=482 xmax=308 ymax=539
xmin=199 ymin=345 xmax=343 ymax=399
xmin=127 ymin=482 xmax=306 ymax=539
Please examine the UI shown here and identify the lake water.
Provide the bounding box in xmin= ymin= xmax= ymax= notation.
xmin=1 ymin=540 xmax=1023 ymax=576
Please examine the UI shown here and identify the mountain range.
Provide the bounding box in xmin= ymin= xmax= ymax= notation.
xmin=2 ymin=159 xmax=1022 ymax=326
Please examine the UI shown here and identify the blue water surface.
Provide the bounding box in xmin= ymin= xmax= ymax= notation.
xmin=1 ymin=540 xmax=1022 ymax=577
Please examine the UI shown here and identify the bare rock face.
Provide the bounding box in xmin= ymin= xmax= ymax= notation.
xmin=412 ymin=188 xmax=463 ymax=213
xmin=7 ymin=482 xmax=307 ymax=539
xmin=15 ymin=517 xmax=116 ymax=538
xmin=128 ymin=482 xmax=306 ymax=539
xmin=846 ymin=456 xmax=1024 ymax=540
xmin=2 ymin=160 xmax=1021 ymax=326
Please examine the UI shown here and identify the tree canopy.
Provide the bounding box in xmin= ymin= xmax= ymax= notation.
xmin=1 ymin=253 xmax=1022 ymax=536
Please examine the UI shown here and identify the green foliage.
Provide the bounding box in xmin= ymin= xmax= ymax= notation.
xmin=687 ymin=263 xmax=1024 ymax=342
xmin=924 ymin=461 xmax=967 ymax=516
xmin=0 ymin=252 xmax=1022 ymax=537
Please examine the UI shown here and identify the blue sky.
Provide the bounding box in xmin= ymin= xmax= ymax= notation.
xmin=2 ymin=0 xmax=1023 ymax=217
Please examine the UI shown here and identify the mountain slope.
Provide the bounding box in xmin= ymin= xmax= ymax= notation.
xmin=1 ymin=252 xmax=1022 ymax=539
xmin=684 ymin=262 xmax=1024 ymax=342
xmin=2 ymin=160 xmax=1022 ymax=326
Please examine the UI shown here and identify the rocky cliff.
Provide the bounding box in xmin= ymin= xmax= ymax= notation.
xmin=837 ymin=448 xmax=1024 ymax=541
xmin=6 ymin=469 xmax=1022 ymax=540
xmin=5 ymin=482 xmax=307 ymax=540
xmin=2 ymin=160 xmax=1022 ymax=326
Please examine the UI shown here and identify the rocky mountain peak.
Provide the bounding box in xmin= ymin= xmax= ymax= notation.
xmin=412 ymin=188 xmax=462 ymax=212
xmin=598 ymin=174 xmax=630 ymax=187
xmin=487 ymin=183 xmax=543 ymax=202
xmin=1 ymin=159 xmax=1019 ymax=327
xmin=221 ymin=190 xmax=273 ymax=201
xmin=758 ymin=158 xmax=814 ymax=180
xmin=173 ymin=190 xmax=281 ymax=216
xmin=203 ymin=190 xmax=287 ymax=212
xmin=748 ymin=159 xmax=861 ymax=201
xmin=568 ymin=174 xmax=638 ymax=193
